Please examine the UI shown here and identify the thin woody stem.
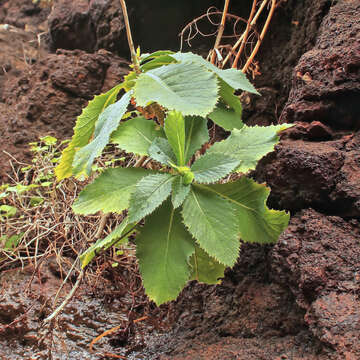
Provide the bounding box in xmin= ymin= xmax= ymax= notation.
xmin=232 ymin=0 xmax=257 ymax=69
xmin=211 ymin=0 xmax=230 ymax=64
xmin=43 ymin=268 xmax=85 ymax=324
xmin=222 ymin=0 xmax=268 ymax=68
xmin=119 ymin=0 xmax=141 ymax=74
xmin=134 ymin=155 xmax=147 ymax=168
xmin=242 ymin=0 xmax=276 ymax=73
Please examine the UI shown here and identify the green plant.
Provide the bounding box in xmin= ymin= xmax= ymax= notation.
xmin=55 ymin=2 xmax=292 ymax=305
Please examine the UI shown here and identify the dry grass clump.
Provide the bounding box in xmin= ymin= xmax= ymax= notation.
xmin=0 ymin=136 xmax=134 ymax=278
xmin=0 ymin=138 xmax=166 ymax=355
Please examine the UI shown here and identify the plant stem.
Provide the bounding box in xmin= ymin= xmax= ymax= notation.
xmin=51 ymin=257 xmax=80 ymax=308
xmin=43 ymin=268 xmax=85 ymax=324
xmin=94 ymin=213 xmax=110 ymax=239
xmin=119 ymin=0 xmax=141 ymax=74
xmin=134 ymin=155 xmax=147 ymax=168
xmin=211 ymin=0 xmax=230 ymax=64
xmin=222 ymin=0 xmax=268 ymax=68
xmin=242 ymin=0 xmax=276 ymax=73
xmin=232 ymin=0 xmax=257 ymax=69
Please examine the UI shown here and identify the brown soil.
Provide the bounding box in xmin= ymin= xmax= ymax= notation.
xmin=0 ymin=0 xmax=359 ymax=359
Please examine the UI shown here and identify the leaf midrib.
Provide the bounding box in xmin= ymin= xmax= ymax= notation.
xmin=78 ymin=85 xmax=120 ymax=131
xmin=139 ymin=175 xmax=173 ymax=208
xmin=188 ymin=187 xmax=236 ymax=262
xmin=133 ymin=126 xmax=153 ymax=144
xmin=184 ymin=120 xmax=194 ymax=162
xmin=175 ymin=128 xmax=184 ymax=166
xmin=194 ymin=183 xmax=256 ymax=213
xmin=164 ymin=208 xmax=175 ymax=282
xmin=75 ymin=183 xmax=135 ymax=211
xmin=190 ymin=188 xmax=218 ymax=240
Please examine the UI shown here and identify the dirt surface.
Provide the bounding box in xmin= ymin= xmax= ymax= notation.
xmin=0 ymin=257 xmax=164 ymax=360
xmin=1 ymin=0 xmax=360 ymax=359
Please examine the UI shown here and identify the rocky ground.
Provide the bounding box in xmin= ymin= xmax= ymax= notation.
xmin=0 ymin=0 xmax=359 ymax=359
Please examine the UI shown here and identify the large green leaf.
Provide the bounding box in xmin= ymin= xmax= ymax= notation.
xmin=204 ymin=177 xmax=290 ymax=244
xmin=191 ymin=153 xmax=240 ymax=184
xmin=208 ymin=80 xmax=243 ymax=131
xmin=140 ymin=55 xmax=177 ymax=72
xmin=111 ymin=116 xmax=165 ymax=156
xmin=208 ymin=103 xmax=243 ymax=131
xmin=55 ymin=85 xmax=122 ymax=180
xmin=140 ymin=50 xmax=175 ymax=63
xmin=128 ymin=173 xmax=174 ymax=223
xmin=136 ymin=200 xmax=195 ymax=305
xmin=134 ymin=62 xmax=219 ymax=117
xmin=123 ymin=71 xmax=137 ymax=91
xmin=182 ymin=185 xmax=239 ymax=266
xmin=189 ymin=245 xmax=225 ymax=284
xmin=171 ymin=176 xmax=190 ymax=208
xmin=148 ymin=137 xmax=176 ymax=166
xmin=208 ymin=124 xmax=293 ymax=173
xmin=170 ymin=52 xmax=258 ymax=94
xmin=72 ymin=167 xmax=150 ymax=215
xmin=218 ymin=79 xmax=242 ymax=114
xmin=80 ymin=218 xmax=134 ymax=268
xmin=164 ymin=111 xmax=186 ymax=166
xmin=184 ymin=116 xmax=209 ymax=163
xmin=72 ymin=91 xmax=132 ymax=177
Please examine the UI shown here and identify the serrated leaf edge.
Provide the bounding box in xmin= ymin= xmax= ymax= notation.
xmin=55 ymin=84 xmax=123 ymax=180
xmin=184 ymin=116 xmax=210 ymax=163
xmin=72 ymin=167 xmax=153 ymax=215
xmin=136 ymin=202 xmax=195 ymax=305
xmin=171 ymin=176 xmax=191 ymax=209
xmin=180 ymin=186 xmax=240 ymax=267
xmin=207 ymin=124 xmax=293 ymax=173
xmin=134 ymin=63 xmax=220 ymax=117
xmin=196 ymin=181 xmax=290 ymax=244
xmin=128 ymin=173 xmax=175 ymax=223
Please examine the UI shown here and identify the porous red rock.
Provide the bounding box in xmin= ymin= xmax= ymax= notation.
xmin=271 ymin=209 xmax=360 ymax=356
xmin=255 ymin=138 xmax=345 ymax=213
xmin=306 ymin=292 xmax=360 ymax=358
xmin=329 ymin=132 xmax=360 ymax=217
xmin=48 ymin=0 xmax=128 ymax=54
xmin=255 ymin=0 xmax=360 ymax=217
xmin=0 ymin=49 xmax=129 ymax=182
xmin=280 ymin=1 xmax=360 ymax=129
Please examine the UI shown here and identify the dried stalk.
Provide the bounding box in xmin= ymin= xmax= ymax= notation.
xmin=210 ymin=0 xmax=230 ymax=64
xmin=232 ymin=0 xmax=257 ymax=69
xmin=222 ymin=0 xmax=268 ymax=68
xmin=242 ymin=0 xmax=276 ymax=73
xmin=94 ymin=213 xmax=110 ymax=239
xmin=119 ymin=0 xmax=140 ymax=74
xmin=43 ymin=268 xmax=85 ymax=324
xmin=134 ymin=155 xmax=147 ymax=168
